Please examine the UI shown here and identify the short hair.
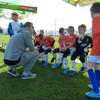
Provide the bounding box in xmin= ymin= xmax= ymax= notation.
xmin=12 ymin=12 xmax=18 ymax=16
xmin=78 ymin=24 xmax=86 ymax=31
xmin=59 ymin=27 xmax=64 ymax=33
xmin=90 ymin=3 xmax=100 ymax=13
xmin=40 ymin=29 xmax=44 ymax=34
xmin=23 ymin=22 xmax=33 ymax=28
xmin=68 ymin=26 xmax=75 ymax=32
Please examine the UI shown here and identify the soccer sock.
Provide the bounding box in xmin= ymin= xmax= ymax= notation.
xmin=95 ymin=70 xmax=100 ymax=86
xmin=51 ymin=53 xmax=57 ymax=63
xmin=42 ymin=54 xmax=48 ymax=62
xmin=71 ymin=61 xmax=76 ymax=71
xmin=43 ymin=54 xmax=48 ymax=63
xmin=88 ymin=69 xmax=99 ymax=93
xmin=56 ymin=53 xmax=63 ymax=64
xmin=53 ymin=53 xmax=56 ymax=59
xmin=63 ymin=58 xmax=68 ymax=69
xmin=82 ymin=63 xmax=86 ymax=68
xmin=42 ymin=54 xmax=45 ymax=61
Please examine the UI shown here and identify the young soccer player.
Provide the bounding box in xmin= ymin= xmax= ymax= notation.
xmin=85 ymin=3 xmax=100 ymax=98
xmin=34 ymin=30 xmax=46 ymax=62
xmin=34 ymin=29 xmax=45 ymax=47
xmin=34 ymin=30 xmax=55 ymax=67
xmin=52 ymin=27 xmax=70 ymax=75
xmin=42 ymin=35 xmax=55 ymax=66
xmin=70 ymin=24 xmax=92 ymax=76
xmin=67 ymin=26 xmax=77 ymax=56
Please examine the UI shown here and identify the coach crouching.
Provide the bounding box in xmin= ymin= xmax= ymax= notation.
xmin=4 ymin=22 xmax=39 ymax=79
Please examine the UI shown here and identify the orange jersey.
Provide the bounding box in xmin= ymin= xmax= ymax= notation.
xmin=44 ymin=36 xmax=55 ymax=48
xmin=58 ymin=35 xmax=68 ymax=48
xmin=66 ymin=34 xmax=77 ymax=48
xmin=91 ymin=16 xmax=100 ymax=56
xmin=34 ymin=35 xmax=45 ymax=46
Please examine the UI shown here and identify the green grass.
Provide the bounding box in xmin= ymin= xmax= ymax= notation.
xmin=0 ymin=34 xmax=10 ymax=43
xmin=0 ymin=35 xmax=93 ymax=100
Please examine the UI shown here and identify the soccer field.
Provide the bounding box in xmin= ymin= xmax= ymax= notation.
xmin=0 ymin=35 xmax=91 ymax=100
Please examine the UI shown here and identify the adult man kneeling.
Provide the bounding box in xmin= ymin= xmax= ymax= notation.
xmin=4 ymin=22 xmax=39 ymax=79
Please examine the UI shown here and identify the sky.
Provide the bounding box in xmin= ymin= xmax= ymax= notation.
xmin=0 ymin=0 xmax=92 ymax=31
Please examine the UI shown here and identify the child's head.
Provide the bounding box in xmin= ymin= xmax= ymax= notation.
xmin=59 ymin=27 xmax=65 ymax=35
xmin=39 ymin=29 xmax=44 ymax=39
xmin=78 ymin=24 xmax=86 ymax=35
xmin=40 ymin=29 xmax=44 ymax=35
xmin=67 ymin=26 xmax=75 ymax=35
xmin=11 ymin=12 xmax=19 ymax=21
xmin=90 ymin=3 xmax=100 ymax=17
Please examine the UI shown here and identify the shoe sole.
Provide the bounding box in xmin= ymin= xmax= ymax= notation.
xmin=85 ymin=95 xmax=100 ymax=99
xmin=22 ymin=76 xmax=36 ymax=80
xmin=22 ymin=74 xmax=37 ymax=80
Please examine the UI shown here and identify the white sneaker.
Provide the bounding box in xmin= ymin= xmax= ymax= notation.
xmin=22 ymin=73 xmax=37 ymax=79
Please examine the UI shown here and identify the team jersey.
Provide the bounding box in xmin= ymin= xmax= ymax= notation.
xmin=66 ymin=34 xmax=77 ymax=48
xmin=75 ymin=35 xmax=92 ymax=55
xmin=34 ymin=35 xmax=45 ymax=47
xmin=58 ymin=35 xmax=68 ymax=48
xmin=44 ymin=36 xmax=55 ymax=48
xmin=91 ymin=16 xmax=100 ymax=56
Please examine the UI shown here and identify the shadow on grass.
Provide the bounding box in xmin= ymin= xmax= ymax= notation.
xmin=0 ymin=61 xmax=98 ymax=100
